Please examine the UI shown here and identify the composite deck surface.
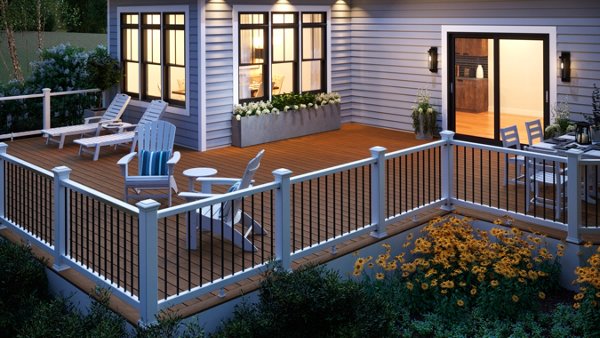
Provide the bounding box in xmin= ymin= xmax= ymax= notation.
xmin=1 ymin=123 xmax=598 ymax=323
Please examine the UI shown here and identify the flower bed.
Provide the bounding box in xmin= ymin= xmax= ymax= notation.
xmin=231 ymin=92 xmax=341 ymax=147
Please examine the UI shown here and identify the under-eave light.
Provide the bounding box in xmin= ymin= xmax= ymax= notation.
xmin=428 ymin=47 xmax=438 ymax=73
xmin=559 ymin=51 xmax=570 ymax=82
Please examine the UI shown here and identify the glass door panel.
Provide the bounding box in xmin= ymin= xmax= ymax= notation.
xmin=454 ymin=38 xmax=494 ymax=139
xmin=499 ymin=39 xmax=544 ymax=143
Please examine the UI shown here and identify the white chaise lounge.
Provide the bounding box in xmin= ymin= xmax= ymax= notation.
xmin=73 ymin=100 xmax=168 ymax=161
xmin=41 ymin=93 xmax=131 ymax=149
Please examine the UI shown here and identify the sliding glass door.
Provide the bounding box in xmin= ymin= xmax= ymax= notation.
xmin=448 ymin=33 xmax=549 ymax=144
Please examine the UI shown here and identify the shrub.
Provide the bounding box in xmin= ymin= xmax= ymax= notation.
xmin=571 ymin=243 xmax=600 ymax=336
xmin=213 ymin=264 xmax=397 ymax=337
xmin=354 ymin=216 xmax=561 ymax=319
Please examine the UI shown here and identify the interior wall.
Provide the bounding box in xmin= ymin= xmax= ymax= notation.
xmin=499 ymin=39 xmax=544 ymax=118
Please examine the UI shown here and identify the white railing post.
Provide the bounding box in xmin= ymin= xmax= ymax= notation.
xmin=137 ymin=199 xmax=160 ymax=324
xmin=42 ymin=88 xmax=51 ymax=130
xmin=273 ymin=168 xmax=292 ymax=271
xmin=0 ymin=143 xmax=7 ymax=227
xmin=52 ymin=166 xmax=71 ymax=271
xmin=565 ymin=149 xmax=583 ymax=244
xmin=370 ymin=146 xmax=387 ymax=238
xmin=440 ymin=130 xmax=455 ymax=211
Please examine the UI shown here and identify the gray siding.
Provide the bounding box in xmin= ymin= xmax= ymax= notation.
xmin=109 ymin=0 xmax=201 ymax=150
xmin=347 ymin=0 xmax=600 ymax=131
xmin=331 ymin=2 xmax=353 ymax=123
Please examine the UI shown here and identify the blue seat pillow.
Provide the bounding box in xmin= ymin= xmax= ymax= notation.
xmin=139 ymin=150 xmax=171 ymax=176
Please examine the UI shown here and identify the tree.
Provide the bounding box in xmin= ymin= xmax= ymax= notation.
xmin=60 ymin=0 xmax=106 ymax=33
xmin=0 ymin=0 xmax=24 ymax=81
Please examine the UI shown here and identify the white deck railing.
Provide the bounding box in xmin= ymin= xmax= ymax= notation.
xmin=0 ymin=131 xmax=599 ymax=323
xmin=0 ymin=88 xmax=101 ymax=140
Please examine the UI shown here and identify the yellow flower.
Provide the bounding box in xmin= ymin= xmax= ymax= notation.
xmin=441 ymin=289 xmax=448 ymax=294
xmin=353 ymin=270 xmax=361 ymax=277
xmin=596 ymin=292 xmax=600 ymax=298
xmin=406 ymin=282 xmax=414 ymax=290
xmin=574 ymin=302 xmax=581 ymax=309
xmin=406 ymin=233 xmax=414 ymax=240
xmin=584 ymin=241 xmax=593 ymax=248
xmin=493 ymin=219 xmax=503 ymax=225
xmin=470 ymin=288 xmax=477 ymax=296
xmin=457 ymin=299 xmax=465 ymax=307
xmin=441 ymin=280 xmax=455 ymax=289
xmin=512 ymin=295 xmax=519 ymax=303
xmin=538 ymin=292 xmax=546 ymax=300
xmin=490 ymin=280 xmax=499 ymax=287
xmin=375 ymin=272 xmax=385 ymax=280
xmin=367 ymin=263 xmax=374 ymax=268
xmin=421 ymin=283 xmax=429 ymax=290
xmin=574 ymin=293 xmax=585 ymax=301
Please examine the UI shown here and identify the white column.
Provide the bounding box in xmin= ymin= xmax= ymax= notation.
xmin=52 ymin=166 xmax=71 ymax=271
xmin=565 ymin=149 xmax=583 ymax=244
xmin=42 ymin=88 xmax=51 ymax=130
xmin=273 ymin=168 xmax=292 ymax=271
xmin=137 ymin=199 xmax=161 ymax=325
xmin=0 ymin=143 xmax=7 ymax=227
xmin=370 ymin=146 xmax=387 ymax=238
xmin=440 ymin=130 xmax=455 ymax=211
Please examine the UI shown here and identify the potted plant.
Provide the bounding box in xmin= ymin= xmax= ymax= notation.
xmin=545 ymin=98 xmax=576 ymax=138
xmin=585 ymin=83 xmax=600 ymax=143
xmin=411 ymin=89 xmax=438 ymax=139
xmin=231 ymin=92 xmax=341 ymax=147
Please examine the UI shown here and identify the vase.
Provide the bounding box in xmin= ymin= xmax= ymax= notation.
xmin=592 ymin=125 xmax=600 ymax=144
xmin=415 ymin=114 xmax=433 ymax=140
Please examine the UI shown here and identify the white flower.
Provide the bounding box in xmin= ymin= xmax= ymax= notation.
xmin=272 ymin=107 xmax=280 ymax=115
xmin=418 ymin=107 xmax=423 ymax=113
xmin=262 ymin=108 xmax=270 ymax=114
xmin=427 ymin=107 xmax=433 ymax=113
xmin=293 ymin=105 xmax=299 ymax=110
xmin=300 ymin=104 xmax=307 ymax=109
xmin=235 ymin=114 xmax=241 ymax=121
xmin=256 ymin=110 xmax=262 ymax=116
xmin=284 ymin=106 xmax=290 ymax=112
xmin=308 ymin=103 xmax=314 ymax=107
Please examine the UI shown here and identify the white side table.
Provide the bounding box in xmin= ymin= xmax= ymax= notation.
xmin=183 ymin=167 xmax=218 ymax=193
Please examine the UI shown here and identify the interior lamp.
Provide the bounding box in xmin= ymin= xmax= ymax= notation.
xmin=559 ymin=51 xmax=570 ymax=82
xmin=428 ymin=47 xmax=438 ymax=73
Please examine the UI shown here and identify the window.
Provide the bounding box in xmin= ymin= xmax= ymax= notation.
xmin=238 ymin=11 xmax=327 ymax=102
xmin=121 ymin=12 xmax=186 ymax=108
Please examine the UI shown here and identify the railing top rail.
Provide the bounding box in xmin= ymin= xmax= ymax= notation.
xmin=0 ymin=153 xmax=53 ymax=178
xmin=451 ymin=139 xmax=567 ymax=163
xmin=580 ymin=158 xmax=600 ymax=164
xmin=63 ymin=179 xmax=139 ymax=214
xmin=385 ymin=139 xmax=446 ymax=160
xmin=50 ymin=88 xmax=101 ymax=97
xmin=290 ymin=157 xmax=375 ymax=184
xmin=158 ymin=181 xmax=280 ymax=219
xmin=0 ymin=93 xmax=45 ymax=101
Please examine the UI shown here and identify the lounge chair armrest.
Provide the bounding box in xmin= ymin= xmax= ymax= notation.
xmin=121 ymin=123 xmax=137 ymax=131
xmin=167 ymin=151 xmax=181 ymax=166
xmin=195 ymin=177 xmax=241 ymax=185
xmin=85 ymin=116 xmax=103 ymax=124
xmin=179 ymin=191 xmax=214 ymax=201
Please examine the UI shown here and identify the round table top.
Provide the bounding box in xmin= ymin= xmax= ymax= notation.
xmin=182 ymin=167 xmax=217 ymax=178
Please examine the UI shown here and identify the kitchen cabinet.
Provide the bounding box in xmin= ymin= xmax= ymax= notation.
xmin=456 ymin=78 xmax=488 ymax=112
xmin=455 ymin=38 xmax=488 ymax=57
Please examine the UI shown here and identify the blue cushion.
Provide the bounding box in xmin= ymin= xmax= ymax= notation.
xmin=139 ymin=150 xmax=171 ymax=176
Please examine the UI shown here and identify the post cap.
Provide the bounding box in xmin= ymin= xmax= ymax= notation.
xmin=51 ymin=166 xmax=72 ymax=177
xmin=272 ymin=168 xmax=293 ymax=177
xmin=440 ymin=130 xmax=455 ymax=141
xmin=0 ymin=143 xmax=7 ymax=153
xmin=370 ymin=146 xmax=387 ymax=156
xmin=136 ymin=199 xmax=161 ymax=210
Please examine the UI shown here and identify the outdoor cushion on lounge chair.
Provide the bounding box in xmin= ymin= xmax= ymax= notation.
xmin=41 ymin=93 xmax=131 ymax=149
xmin=73 ymin=100 xmax=168 ymax=161
xmin=118 ymin=120 xmax=180 ymax=206
xmin=179 ymin=149 xmax=266 ymax=252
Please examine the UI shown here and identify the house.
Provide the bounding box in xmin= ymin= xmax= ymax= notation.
xmin=106 ymin=0 xmax=600 ymax=149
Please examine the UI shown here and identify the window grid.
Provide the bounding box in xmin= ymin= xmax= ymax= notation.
xmin=301 ymin=12 xmax=326 ymax=93
xmin=271 ymin=12 xmax=298 ymax=94
xmin=239 ymin=12 xmax=269 ymax=103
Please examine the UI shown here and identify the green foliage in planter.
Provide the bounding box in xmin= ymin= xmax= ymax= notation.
xmin=411 ymin=89 xmax=438 ymax=136
xmin=213 ymin=264 xmax=398 ymax=337
xmin=271 ymin=92 xmax=315 ymax=111
xmin=585 ymin=83 xmax=600 ymax=127
xmin=232 ymin=92 xmax=341 ymax=119
xmin=87 ymin=46 xmax=121 ymax=91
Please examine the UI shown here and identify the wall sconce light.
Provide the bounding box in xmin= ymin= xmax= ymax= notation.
xmin=428 ymin=47 xmax=438 ymax=73
xmin=559 ymin=51 xmax=570 ymax=82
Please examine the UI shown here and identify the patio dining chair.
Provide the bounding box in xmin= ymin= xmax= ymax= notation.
xmin=117 ymin=120 xmax=180 ymax=206
xmin=499 ymin=125 xmax=525 ymax=185
xmin=179 ymin=149 xmax=266 ymax=252
xmin=525 ymin=119 xmax=544 ymax=146
xmin=73 ymin=100 xmax=168 ymax=161
xmin=41 ymin=93 xmax=131 ymax=149
xmin=524 ymin=152 xmax=568 ymax=219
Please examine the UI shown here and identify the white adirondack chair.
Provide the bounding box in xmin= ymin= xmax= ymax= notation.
xmin=41 ymin=93 xmax=131 ymax=149
xmin=74 ymin=100 xmax=168 ymax=161
xmin=118 ymin=120 xmax=180 ymax=206
xmin=180 ymin=149 xmax=266 ymax=252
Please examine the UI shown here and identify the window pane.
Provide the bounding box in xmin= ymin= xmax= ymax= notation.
xmin=240 ymin=13 xmax=264 ymax=25
xmin=168 ymin=66 xmax=185 ymax=102
xmin=124 ymin=28 xmax=139 ymax=61
xmin=284 ymin=28 xmax=294 ymax=61
xmin=166 ymin=29 xmax=185 ymax=66
xmin=240 ymin=29 xmax=264 ymax=64
xmin=302 ymin=13 xmax=323 ymax=23
xmin=145 ymin=64 xmax=161 ymax=97
xmin=272 ymin=63 xmax=293 ymax=94
xmin=125 ymin=61 xmax=139 ymax=94
xmin=144 ymin=29 xmax=161 ymax=63
xmin=273 ymin=13 xmax=284 ymax=24
xmin=273 ymin=28 xmax=294 ymax=62
xmin=144 ymin=14 xmax=160 ymax=25
xmin=302 ymin=60 xmax=321 ymax=92
xmin=239 ymin=65 xmax=264 ymax=99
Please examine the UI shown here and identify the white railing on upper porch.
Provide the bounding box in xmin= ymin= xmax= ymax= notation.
xmin=0 ymin=88 xmax=101 ymax=140
xmin=0 ymin=131 xmax=598 ymax=324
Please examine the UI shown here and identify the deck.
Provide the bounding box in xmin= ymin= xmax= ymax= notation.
xmin=1 ymin=123 xmax=598 ymax=323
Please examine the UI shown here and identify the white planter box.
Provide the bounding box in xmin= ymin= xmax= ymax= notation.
xmin=231 ymin=103 xmax=341 ymax=147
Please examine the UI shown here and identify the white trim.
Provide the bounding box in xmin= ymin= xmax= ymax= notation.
xmin=199 ymin=0 xmax=206 ymax=151
xmin=441 ymin=25 xmax=557 ymax=131
xmin=232 ymin=4 xmax=332 ymax=103
xmin=116 ymin=5 xmax=191 ymax=116
xmin=106 ymin=0 xmax=111 ymax=53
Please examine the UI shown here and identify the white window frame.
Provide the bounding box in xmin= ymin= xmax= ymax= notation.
xmin=117 ymin=5 xmax=190 ymax=116
xmin=441 ymin=25 xmax=557 ymax=131
xmin=232 ymin=4 xmax=332 ymax=103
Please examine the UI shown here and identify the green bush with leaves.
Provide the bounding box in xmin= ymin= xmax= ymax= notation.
xmin=0 ymin=44 xmax=120 ymax=134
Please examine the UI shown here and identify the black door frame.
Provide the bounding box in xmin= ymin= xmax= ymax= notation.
xmin=447 ymin=32 xmax=550 ymax=145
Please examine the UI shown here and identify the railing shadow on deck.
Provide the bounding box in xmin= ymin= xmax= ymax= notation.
xmin=0 ymin=131 xmax=599 ymax=323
